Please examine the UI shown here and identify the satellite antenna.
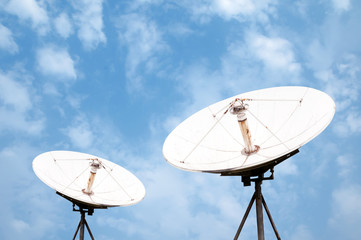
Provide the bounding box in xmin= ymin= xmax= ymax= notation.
xmin=163 ymin=86 xmax=335 ymax=239
xmin=33 ymin=151 xmax=146 ymax=240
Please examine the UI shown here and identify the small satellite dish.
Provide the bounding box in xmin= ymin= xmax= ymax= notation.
xmin=33 ymin=150 xmax=145 ymax=239
xmin=163 ymin=86 xmax=335 ymax=174
xmin=162 ymin=86 xmax=335 ymax=239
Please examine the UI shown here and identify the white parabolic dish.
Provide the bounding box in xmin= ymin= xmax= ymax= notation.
xmin=163 ymin=86 xmax=335 ymax=173
xmin=33 ymin=151 xmax=146 ymax=208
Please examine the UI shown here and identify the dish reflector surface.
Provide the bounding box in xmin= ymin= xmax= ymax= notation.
xmin=33 ymin=151 xmax=145 ymax=208
xmin=163 ymin=86 xmax=335 ymax=173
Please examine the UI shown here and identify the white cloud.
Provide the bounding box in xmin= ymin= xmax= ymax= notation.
xmin=54 ymin=12 xmax=73 ymax=38
xmin=72 ymin=0 xmax=106 ymax=50
xmin=0 ymin=24 xmax=18 ymax=54
xmin=249 ymin=34 xmax=301 ymax=73
xmin=332 ymin=0 xmax=350 ymax=13
xmin=213 ymin=0 xmax=256 ymax=17
xmin=64 ymin=114 xmax=94 ymax=149
xmin=36 ymin=46 xmax=77 ymax=80
xmin=117 ymin=13 xmax=167 ymax=92
xmin=4 ymin=0 xmax=49 ymax=35
xmin=182 ymin=0 xmax=276 ymax=23
xmin=0 ymin=70 xmax=44 ymax=135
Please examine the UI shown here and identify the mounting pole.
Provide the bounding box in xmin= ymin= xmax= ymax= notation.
xmin=237 ymin=112 xmax=256 ymax=154
xmin=255 ymin=177 xmax=264 ymax=240
xmin=82 ymin=159 xmax=101 ymax=195
xmin=230 ymin=101 xmax=259 ymax=155
xmin=79 ymin=211 xmax=85 ymax=240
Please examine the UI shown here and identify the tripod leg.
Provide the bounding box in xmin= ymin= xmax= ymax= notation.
xmin=84 ymin=219 xmax=95 ymax=240
xmin=262 ymin=196 xmax=281 ymax=240
xmin=79 ymin=211 xmax=85 ymax=240
xmin=72 ymin=221 xmax=81 ymax=240
xmin=234 ymin=192 xmax=256 ymax=240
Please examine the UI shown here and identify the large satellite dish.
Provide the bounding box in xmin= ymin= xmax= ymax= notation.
xmin=33 ymin=150 xmax=145 ymax=239
xmin=163 ymin=86 xmax=335 ymax=239
xmin=163 ymin=86 xmax=335 ymax=174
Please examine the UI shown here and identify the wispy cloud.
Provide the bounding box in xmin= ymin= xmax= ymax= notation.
xmin=303 ymin=8 xmax=361 ymax=137
xmin=312 ymin=54 xmax=361 ymax=136
xmin=334 ymin=110 xmax=361 ymax=136
xmin=63 ymin=114 xmax=94 ymax=149
xmin=0 ymin=144 xmax=63 ymax=239
xmin=72 ymin=0 xmax=106 ymax=50
xmin=158 ymin=30 xmax=303 ymax=136
xmin=336 ymin=154 xmax=355 ymax=179
xmin=315 ymin=55 xmax=360 ymax=111
xmin=214 ymin=0 xmax=276 ymax=20
xmin=166 ymin=22 xmax=194 ymax=37
xmin=61 ymin=113 xmax=128 ymax=156
xmin=332 ymin=0 xmax=351 ymax=13
xmin=3 ymin=0 xmax=49 ymax=35
xmin=213 ymin=0 xmax=256 ymax=16
xmin=180 ymin=0 xmax=276 ymax=23
xmin=54 ymin=12 xmax=74 ymax=39
xmin=0 ymin=23 xmax=18 ymax=54
xmin=329 ymin=185 xmax=361 ymax=240
xmin=36 ymin=46 xmax=77 ymax=80
xmin=218 ymin=31 xmax=303 ymax=93
xmin=0 ymin=70 xmax=44 ymax=135
xmin=117 ymin=13 xmax=167 ymax=92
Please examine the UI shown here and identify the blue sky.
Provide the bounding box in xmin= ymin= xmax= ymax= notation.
xmin=0 ymin=0 xmax=361 ymax=239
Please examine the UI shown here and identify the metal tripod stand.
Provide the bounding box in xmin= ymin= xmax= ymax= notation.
xmin=72 ymin=204 xmax=95 ymax=240
xmin=233 ymin=170 xmax=281 ymax=240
